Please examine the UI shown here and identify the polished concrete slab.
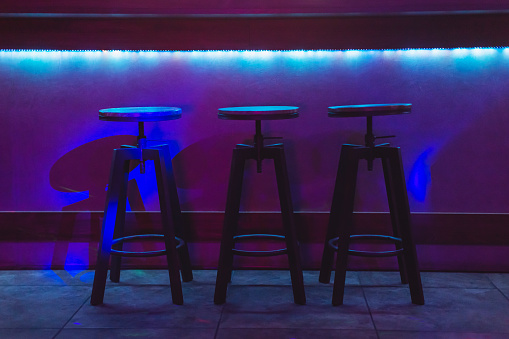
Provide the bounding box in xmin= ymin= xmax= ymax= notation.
xmin=0 ymin=270 xmax=508 ymax=338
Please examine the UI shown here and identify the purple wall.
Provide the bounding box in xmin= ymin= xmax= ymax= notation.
xmin=1 ymin=1 xmax=508 ymax=271
xmin=1 ymin=49 xmax=508 ymax=214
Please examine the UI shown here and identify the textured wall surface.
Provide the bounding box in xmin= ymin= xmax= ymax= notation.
xmin=1 ymin=49 xmax=508 ymax=213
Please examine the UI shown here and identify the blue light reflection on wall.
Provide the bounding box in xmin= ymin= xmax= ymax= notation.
xmin=2 ymin=47 xmax=509 ymax=212
xmin=64 ymin=243 xmax=89 ymax=270
xmin=3 ymin=47 xmax=507 ymax=78
xmin=407 ymin=148 xmax=434 ymax=202
xmin=3 ymin=46 xmax=509 ymax=269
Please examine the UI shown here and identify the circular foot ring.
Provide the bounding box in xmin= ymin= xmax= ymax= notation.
xmin=328 ymin=234 xmax=404 ymax=258
xmin=232 ymin=234 xmax=288 ymax=257
xmin=111 ymin=234 xmax=185 ymax=257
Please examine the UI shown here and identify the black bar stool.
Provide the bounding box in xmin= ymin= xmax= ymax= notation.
xmin=214 ymin=106 xmax=306 ymax=305
xmin=91 ymin=107 xmax=193 ymax=306
xmin=319 ymin=104 xmax=424 ymax=306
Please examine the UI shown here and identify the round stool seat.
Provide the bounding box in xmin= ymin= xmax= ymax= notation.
xmin=218 ymin=106 xmax=299 ymax=120
xmin=99 ymin=107 xmax=182 ymax=122
xmin=328 ymin=104 xmax=411 ymax=118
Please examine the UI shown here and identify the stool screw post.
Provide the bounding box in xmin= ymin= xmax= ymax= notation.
xmin=254 ymin=120 xmax=263 ymax=173
xmin=137 ymin=122 xmax=146 ymax=174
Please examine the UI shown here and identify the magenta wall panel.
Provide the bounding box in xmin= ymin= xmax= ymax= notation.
xmin=2 ymin=0 xmax=509 ymax=14
xmin=1 ymin=49 xmax=508 ymax=214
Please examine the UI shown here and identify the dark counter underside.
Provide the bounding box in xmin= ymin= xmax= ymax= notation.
xmin=1 ymin=12 xmax=509 ymax=50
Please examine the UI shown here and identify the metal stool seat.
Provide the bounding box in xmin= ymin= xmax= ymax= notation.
xmin=319 ymin=103 xmax=424 ymax=306
xmin=214 ymin=106 xmax=306 ymax=305
xmin=91 ymin=106 xmax=193 ymax=306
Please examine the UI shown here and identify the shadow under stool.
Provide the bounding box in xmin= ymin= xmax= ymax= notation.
xmin=214 ymin=106 xmax=306 ymax=305
xmin=91 ymin=107 xmax=193 ymax=306
xmin=318 ymin=103 xmax=424 ymax=306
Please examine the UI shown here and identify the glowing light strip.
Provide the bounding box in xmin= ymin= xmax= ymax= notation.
xmin=0 ymin=47 xmax=508 ymax=53
xmin=2 ymin=48 xmax=508 ymax=62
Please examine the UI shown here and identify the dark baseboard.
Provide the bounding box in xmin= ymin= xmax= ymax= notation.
xmin=1 ymin=211 xmax=508 ymax=271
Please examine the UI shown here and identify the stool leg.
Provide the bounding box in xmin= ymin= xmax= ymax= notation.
xmin=381 ymin=152 xmax=408 ymax=285
xmin=91 ymin=149 xmax=130 ymax=305
xmin=158 ymin=145 xmax=193 ymax=283
xmin=273 ymin=146 xmax=306 ymax=305
xmin=109 ymin=160 xmax=131 ymax=283
xmin=320 ymin=147 xmax=352 ymax=284
xmin=385 ymin=147 xmax=424 ymax=305
xmin=214 ymin=148 xmax=246 ymax=305
xmin=330 ymin=145 xmax=361 ymax=306
xmin=152 ymin=148 xmax=184 ymax=305
xmin=319 ymin=145 xmax=359 ymax=282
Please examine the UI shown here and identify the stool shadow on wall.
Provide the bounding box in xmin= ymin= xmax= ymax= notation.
xmin=49 ymin=135 xmax=146 ymax=270
xmin=172 ymin=133 xmax=295 ymax=212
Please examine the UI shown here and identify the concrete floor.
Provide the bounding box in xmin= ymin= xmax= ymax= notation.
xmin=1 ymin=269 xmax=509 ymax=338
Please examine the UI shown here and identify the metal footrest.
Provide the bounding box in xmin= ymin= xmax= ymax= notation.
xmin=232 ymin=234 xmax=288 ymax=257
xmin=111 ymin=234 xmax=185 ymax=257
xmin=328 ymin=234 xmax=404 ymax=258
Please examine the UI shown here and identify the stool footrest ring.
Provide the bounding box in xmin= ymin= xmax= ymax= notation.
xmin=111 ymin=234 xmax=185 ymax=258
xmin=328 ymin=234 xmax=404 ymax=258
xmin=232 ymin=234 xmax=288 ymax=257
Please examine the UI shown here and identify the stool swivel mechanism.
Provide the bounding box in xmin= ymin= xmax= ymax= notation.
xmin=240 ymin=120 xmax=283 ymax=173
xmin=364 ymin=115 xmax=395 ymax=171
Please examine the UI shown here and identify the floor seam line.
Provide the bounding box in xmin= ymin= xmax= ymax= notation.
xmin=52 ymin=292 xmax=90 ymax=338
xmin=213 ymin=285 xmax=227 ymax=339
xmin=361 ymin=285 xmax=380 ymax=339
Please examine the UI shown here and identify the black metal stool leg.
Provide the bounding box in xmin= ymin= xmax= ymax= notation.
xmin=330 ymin=145 xmax=361 ymax=306
xmin=319 ymin=145 xmax=359 ymax=284
xmin=214 ymin=148 xmax=246 ymax=305
xmin=272 ymin=146 xmax=306 ymax=305
xmin=91 ymin=149 xmax=131 ymax=305
xmin=157 ymin=144 xmax=193 ymax=283
xmin=385 ymin=147 xmax=424 ymax=305
xmin=319 ymin=145 xmax=360 ymax=284
xmin=109 ymin=152 xmax=132 ymax=283
xmin=152 ymin=148 xmax=184 ymax=305
xmin=381 ymin=149 xmax=408 ymax=285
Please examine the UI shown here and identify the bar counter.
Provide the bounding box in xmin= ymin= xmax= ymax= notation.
xmin=1 ymin=11 xmax=509 ymax=50
xmin=1 ymin=3 xmax=509 ymax=272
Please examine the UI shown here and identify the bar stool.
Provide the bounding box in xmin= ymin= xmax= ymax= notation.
xmin=214 ymin=106 xmax=306 ymax=305
xmin=91 ymin=107 xmax=193 ymax=306
xmin=319 ymin=104 xmax=424 ymax=306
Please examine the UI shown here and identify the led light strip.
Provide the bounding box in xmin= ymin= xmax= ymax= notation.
xmin=0 ymin=47 xmax=508 ymax=52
